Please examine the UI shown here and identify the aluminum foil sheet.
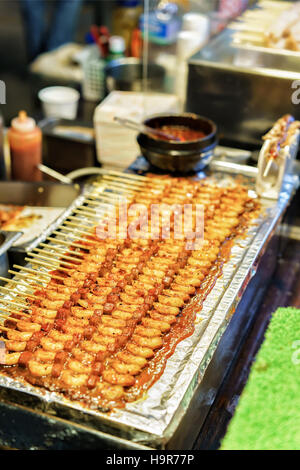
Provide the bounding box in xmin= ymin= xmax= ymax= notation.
xmin=0 ymin=169 xmax=298 ymax=448
xmin=9 ymin=189 xmax=88 ymax=254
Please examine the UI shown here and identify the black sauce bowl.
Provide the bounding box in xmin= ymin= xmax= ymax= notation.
xmin=137 ymin=113 xmax=218 ymax=174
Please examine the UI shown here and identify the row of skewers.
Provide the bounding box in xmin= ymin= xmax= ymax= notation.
xmin=261 ymin=114 xmax=300 ymax=178
xmin=0 ymin=171 xmax=260 ymax=408
xmin=231 ymin=1 xmax=300 ymax=54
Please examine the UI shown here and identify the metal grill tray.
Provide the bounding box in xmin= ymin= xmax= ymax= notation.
xmin=0 ymin=163 xmax=298 ymax=448
xmin=0 ymin=181 xmax=82 ymax=260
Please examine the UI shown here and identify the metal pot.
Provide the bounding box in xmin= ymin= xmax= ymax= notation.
xmin=105 ymin=58 xmax=166 ymax=93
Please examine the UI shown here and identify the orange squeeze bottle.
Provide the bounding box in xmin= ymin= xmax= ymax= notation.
xmin=8 ymin=110 xmax=42 ymax=181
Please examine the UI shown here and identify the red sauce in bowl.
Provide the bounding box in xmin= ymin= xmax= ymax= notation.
xmin=153 ymin=125 xmax=207 ymax=142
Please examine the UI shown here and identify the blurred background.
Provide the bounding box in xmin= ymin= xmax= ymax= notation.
xmin=0 ymin=0 xmax=255 ymax=175
xmin=0 ymin=0 xmax=252 ymax=123
xmin=2 ymin=0 xmax=298 ymax=176
xmin=0 ymin=0 xmax=115 ymax=121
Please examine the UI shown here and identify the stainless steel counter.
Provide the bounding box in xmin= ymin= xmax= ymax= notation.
xmin=186 ymin=28 xmax=300 ymax=147
xmin=0 ymin=156 xmax=298 ymax=449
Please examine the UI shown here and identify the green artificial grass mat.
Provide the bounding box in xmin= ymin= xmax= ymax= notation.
xmin=221 ymin=307 xmax=300 ymax=450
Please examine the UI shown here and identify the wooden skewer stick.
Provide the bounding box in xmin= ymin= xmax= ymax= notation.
xmin=54 ymin=226 xmax=96 ymax=237
xmin=59 ymin=224 xmax=94 ymax=235
xmin=100 ymin=174 xmax=145 ymax=187
xmin=0 ymin=309 xmax=30 ymax=319
xmin=9 ymin=268 xmax=66 ymax=283
xmin=87 ymin=186 xmax=125 ymax=196
xmin=33 ymin=247 xmax=83 ymax=262
xmin=0 ymin=298 xmax=28 ymax=309
xmin=93 ymin=177 xmax=165 ymax=191
xmin=263 ymin=158 xmax=274 ymax=178
xmin=87 ymin=195 xmax=133 ymax=205
xmin=46 ymin=236 xmax=92 ymax=250
xmin=32 ymin=247 xmax=80 ymax=261
xmin=13 ymin=265 xmax=51 ymax=279
xmin=74 ymin=210 xmax=113 ymax=221
xmin=51 ymin=230 xmax=99 ymax=246
xmin=78 ymin=197 xmax=115 ymax=207
xmin=68 ymin=214 xmax=104 ymax=224
xmin=0 ymin=286 xmax=39 ymax=301
xmin=88 ymin=189 xmax=111 ymax=198
xmin=98 ymin=179 xmax=142 ymax=192
xmin=74 ymin=208 xmax=101 ymax=218
xmin=55 ymin=230 xmax=107 ymax=247
xmin=1 ymin=307 xmax=32 ymax=317
xmin=68 ymin=213 xmax=100 ymax=221
xmin=233 ymin=32 xmax=265 ymax=44
xmin=0 ymin=324 xmax=13 ymax=332
xmin=230 ymin=22 xmax=266 ymax=33
xmin=0 ymin=314 xmax=21 ymax=323
xmin=31 ymin=282 xmax=60 ymax=291
xmin=0 ymin=276 xmax=35 ymax=292
xmin=97 ymin=172 xmax=145 ymax=184
xmin=38 ymin=243 xmax=84 ymax=259
xmin=83 ymin=199 xmax=114 ymax=207
xmin=25 ymin=258 xmax=72 ymax=273
xmin=103 ymin=180 xmax=143 ymax=192
xmin=27 ymin=252 xmax=75 ymax=268
xmin=84 ymin=192 xmax=120 ymax=202
xmin=91 ymin=168 xmax=149 ymax=181
xmin=64 ymin=220 xmax=96 ymax=231
xmin=8 ymin=270 xmax=48 ymax=285
xmin=72 ymin=210 xmax=102 ymax=221
xmin=1 ymin=278 xmax=61 ymax=295
xmin=85 ymin=192 xmax=128 ymax=202
xmin=80 ymin=208 xmax=117 ymax=220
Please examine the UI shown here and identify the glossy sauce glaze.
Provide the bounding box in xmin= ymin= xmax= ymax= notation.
xmin=153 ymin=125 xmax=207 ymax=142
xmin=0 ymin=177 xmax=260 ymax=412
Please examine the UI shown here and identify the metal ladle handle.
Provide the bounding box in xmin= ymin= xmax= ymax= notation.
xmin=114 ymin=116 xmax=180 ymax=141
xmin=37 ymin=164 xmax=73 ymax=184
xmin=38 ymin=164 xmax=114 ymax=184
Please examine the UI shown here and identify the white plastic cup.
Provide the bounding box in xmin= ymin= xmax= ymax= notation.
xmin=38 ymin=86 xmax=80 ymax=119
xmin=175 ymin=30 xmax=207 ymax=112
xmin=182 ymin=13 xmax=210 ymax=43
xmin=176 ymin=30 xmax=205 ymax=59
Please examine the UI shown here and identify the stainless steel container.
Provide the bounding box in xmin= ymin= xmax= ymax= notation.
xmin=106 ymin=57 xmax=166 ymax=93
xmin=186 ymin=28 xmax=300 ymax=148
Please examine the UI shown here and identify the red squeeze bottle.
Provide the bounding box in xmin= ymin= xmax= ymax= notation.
xmin=8 ymin=110 xmax=42 ymax=181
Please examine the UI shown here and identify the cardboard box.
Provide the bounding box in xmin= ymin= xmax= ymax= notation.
xmin=94 ymin=91 xmax=179 ymax=170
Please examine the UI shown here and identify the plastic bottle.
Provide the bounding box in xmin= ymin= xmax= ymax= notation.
xmin=112 ymin=0 xmax=143 ymax=52
xmin=140 ymin=2 xmax=181 ymax=45
xmin=107 ymin=35 xmax=126 ymax=62
xmin=174 ymin=12 xmax=211 ymax=110
xmin=8 ymin=111 xmax=42 ymax=181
